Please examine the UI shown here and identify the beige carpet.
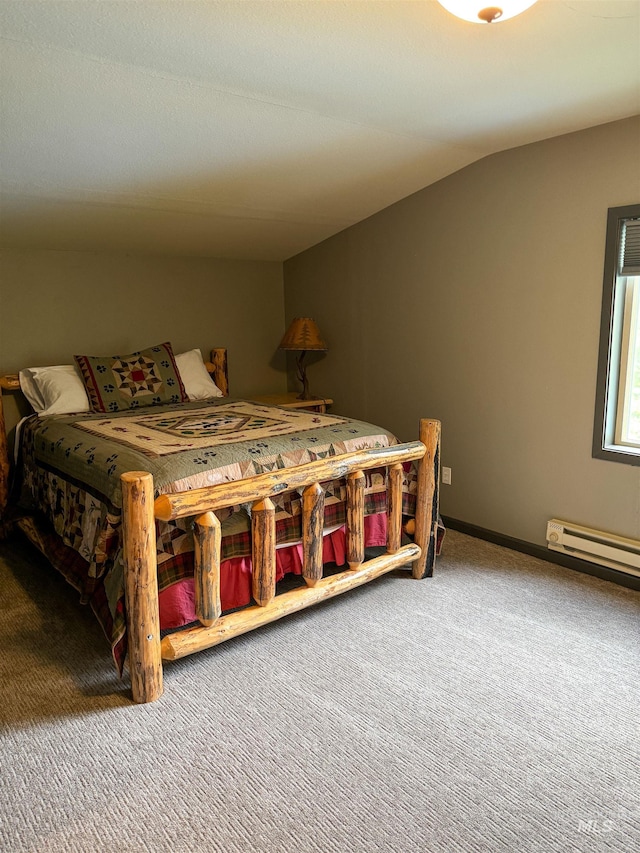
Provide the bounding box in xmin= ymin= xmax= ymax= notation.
xmin=0 ymin=529 xmax=638 ymax=852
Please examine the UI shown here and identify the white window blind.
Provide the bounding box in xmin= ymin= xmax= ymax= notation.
xmin=620 ymin=218 xmax=640 ymax=276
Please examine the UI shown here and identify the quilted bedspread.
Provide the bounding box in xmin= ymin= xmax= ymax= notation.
xmin=23 ymin=398 xmax=398 ymax=504
xmin=18 ymin=398 xmax=418 ymax=672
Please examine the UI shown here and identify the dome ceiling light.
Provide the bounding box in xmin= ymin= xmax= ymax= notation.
xmin=436 ymin=0 xmax=539 ymax=24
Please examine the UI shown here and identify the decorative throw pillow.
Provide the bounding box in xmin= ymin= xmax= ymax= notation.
xmin=74 ymin=342 xmax=188 ymax=413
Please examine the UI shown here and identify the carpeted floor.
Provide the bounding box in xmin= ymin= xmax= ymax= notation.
xmin=0 ymin=529 xmax=638 ymax=853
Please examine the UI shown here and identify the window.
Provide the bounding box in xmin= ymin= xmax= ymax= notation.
xmin=593 ymin=204 xmax=640 ymax=465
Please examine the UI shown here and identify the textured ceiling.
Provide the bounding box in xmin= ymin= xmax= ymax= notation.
xmin=0 ymin=0 xmax=639 ymax=261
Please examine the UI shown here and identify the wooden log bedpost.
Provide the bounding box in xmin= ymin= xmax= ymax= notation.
xmin=0 ymin=391 xmax=9 ymax=532
xmin=412 ymin=418 xmax=441 ymax=580
xmin=121 ymin=472 xmax=163 ymax=704
xmin=0 ymin=375 xmax=20 ymax=536
xmin=209 ymin=348 xmax=229 ymax=397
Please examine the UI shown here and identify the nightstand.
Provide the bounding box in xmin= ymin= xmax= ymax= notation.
xmin=250 ymin=392 xmax=333 ymax=414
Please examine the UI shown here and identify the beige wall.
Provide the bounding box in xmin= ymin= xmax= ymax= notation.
xmin=284 ymin=116 xmax=640 ymax=546
xmin=0 ymin=248 xmax=287 ymax=430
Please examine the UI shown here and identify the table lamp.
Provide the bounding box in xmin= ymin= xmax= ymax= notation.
xmin=278 ymin=317 xmax=328 ymax=400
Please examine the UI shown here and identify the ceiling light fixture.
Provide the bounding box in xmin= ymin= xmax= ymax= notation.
xmin=436 ymin=0 xmax=538 ymax=24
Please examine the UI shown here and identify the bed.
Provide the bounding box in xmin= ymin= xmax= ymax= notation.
xmin=0 ymin=344 xmax=441 ymax=704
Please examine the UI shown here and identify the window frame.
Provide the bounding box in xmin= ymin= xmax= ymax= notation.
xmin=593 ymin=203 xmax=640 ymax=466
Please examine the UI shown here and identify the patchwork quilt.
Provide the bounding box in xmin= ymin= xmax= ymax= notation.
xmin=17 ymin=398 xmax=419 ymax=671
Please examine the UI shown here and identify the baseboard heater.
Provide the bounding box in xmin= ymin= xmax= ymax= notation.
xmin=546 ymin=519 xmax=640 ymax=578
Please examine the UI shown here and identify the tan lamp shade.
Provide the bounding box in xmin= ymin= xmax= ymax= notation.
xmin=278 ymin=318 xmax=328 ymax=352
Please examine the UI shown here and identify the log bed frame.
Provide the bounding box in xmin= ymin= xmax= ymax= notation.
xmin=0 ymin=349 xmax=441 ymax=704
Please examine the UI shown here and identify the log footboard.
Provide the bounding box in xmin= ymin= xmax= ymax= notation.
xmin=122 ymin=418 xmax=441 ymax=703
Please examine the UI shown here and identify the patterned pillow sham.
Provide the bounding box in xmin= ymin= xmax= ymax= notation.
xmin=74 ymin=341 xmax=188 ymax=413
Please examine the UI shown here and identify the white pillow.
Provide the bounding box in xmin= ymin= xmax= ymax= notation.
xmin=19 ymin=365 xmax=91 ymax=416
xmin=176 ymin=349 xmax=223 ymax=400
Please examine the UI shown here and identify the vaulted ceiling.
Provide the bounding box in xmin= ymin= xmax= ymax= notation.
xmin=1 ymin=1 xmax=639 ymax=261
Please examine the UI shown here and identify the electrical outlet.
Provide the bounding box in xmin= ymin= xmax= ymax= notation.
xmin=442 ymin=466 xmax=452 ymax=485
